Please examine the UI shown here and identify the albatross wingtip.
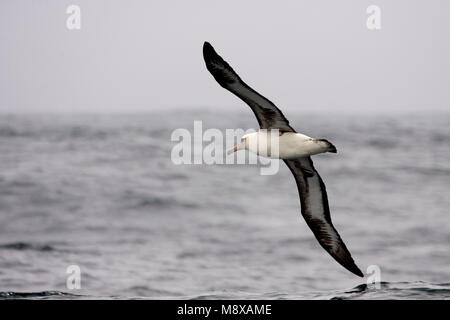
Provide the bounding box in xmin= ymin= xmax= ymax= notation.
xmin=203 ymin=41 xmax=217 ymax=63
xmin=342 ymin=258 xmax=364 ymax=277
xmin=351 ymin=265 xmax=365 ymax=278
xmin=336 ymin=248 xmax=364 ymax=277
xmin=203 ymin=41 xmax=214 ymax=55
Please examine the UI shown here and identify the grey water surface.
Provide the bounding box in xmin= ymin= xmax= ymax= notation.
xmin=0 ymin=110 xmax=449 ymax=299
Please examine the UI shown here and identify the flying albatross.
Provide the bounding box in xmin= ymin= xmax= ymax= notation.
xmin=203 ymin=41 xmax=363 ymax=277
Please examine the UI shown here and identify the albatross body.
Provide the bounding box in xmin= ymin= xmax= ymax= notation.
xmin=203 ymin=41 xmax=364 ymax=277
xmin=231 ymin=132 xmax=337 ymax=160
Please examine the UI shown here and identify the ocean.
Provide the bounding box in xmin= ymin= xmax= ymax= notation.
xmin=0 ymin=110 xmax=449 ymax=300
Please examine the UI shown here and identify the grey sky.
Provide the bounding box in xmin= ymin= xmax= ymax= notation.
xmin=1 ymin=0 xmax=449 ymax=113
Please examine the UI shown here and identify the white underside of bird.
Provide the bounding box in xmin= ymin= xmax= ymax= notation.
xmin=228 ymin=131 xmax=337 ymax=160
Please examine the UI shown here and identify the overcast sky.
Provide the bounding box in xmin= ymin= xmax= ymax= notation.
xmin=1 ymin=0 xmax=449 ymax=114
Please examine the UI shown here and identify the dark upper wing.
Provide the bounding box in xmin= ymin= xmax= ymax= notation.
xmin=284 ymin=157 xmax=364 ymax=277
xmin=203 ymin=42 xmax=295 ymax=132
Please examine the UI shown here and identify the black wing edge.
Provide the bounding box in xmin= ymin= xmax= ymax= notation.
xmin=284 ymin=158 xmax=364 ymax=278
xmin=203 ymin=41 xmax=241 ymax=88
xmin=202 ymin=41 xmax=295 ymax=132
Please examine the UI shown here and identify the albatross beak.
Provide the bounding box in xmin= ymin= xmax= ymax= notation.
xmin=227 ymin=142 xmax=244 ymax=155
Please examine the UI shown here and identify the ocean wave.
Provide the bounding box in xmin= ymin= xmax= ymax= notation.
xmin=0 ymin=242 xmax=55 ymax=252
xmin=0 ymin=126 xmax=21 ymax=138
xmin=124 ymin=195 xmax=200 ymax=210
xmin=330 ymin=281 xmax=450 ymax=300
xmin=396 ymin=165 xmax=450 ymax=176
xmin=0 ymin=282 xmax=448 ymax=300
xmin=0 ymin=291 xmax=81 ymax=299
xmin=184 ymin=282 xmax=450 ymax=300
xmin=366 ymin=138 xmax=398 ymax=149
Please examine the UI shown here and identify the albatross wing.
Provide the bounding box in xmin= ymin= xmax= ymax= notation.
xmin=203 ymin=42 xmax=295 ymax=132
xmin=284 ymin=158 xmax=364 ymax=277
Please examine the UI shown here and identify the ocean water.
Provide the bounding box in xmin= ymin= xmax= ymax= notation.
xmin=0 ymin=110 xmax=449 ymax=300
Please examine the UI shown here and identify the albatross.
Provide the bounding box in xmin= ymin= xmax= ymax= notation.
xmin=203 ymin=41 xmax=363 ymax=277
